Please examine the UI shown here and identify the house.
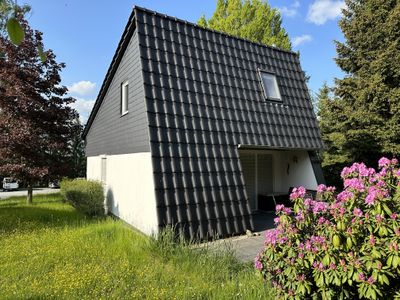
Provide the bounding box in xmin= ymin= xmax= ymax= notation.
xmin=83 ymin=6 xmax=325 ymax=239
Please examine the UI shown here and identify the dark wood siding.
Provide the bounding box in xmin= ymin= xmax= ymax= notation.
xmin=85 ymin=29 xmax=149 ymax=156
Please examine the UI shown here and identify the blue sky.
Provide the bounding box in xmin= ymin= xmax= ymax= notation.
xmin=26 ymin=0 xmax=345 ymax=121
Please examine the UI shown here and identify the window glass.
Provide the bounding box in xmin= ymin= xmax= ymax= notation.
xmin=260 ymin=72 xmax=281 ymax=101
xmin=121 ymin=81 xmax=129 ymax=114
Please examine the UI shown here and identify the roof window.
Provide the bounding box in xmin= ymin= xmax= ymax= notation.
xmin=259 ymin=71 xmax=281 ymax=101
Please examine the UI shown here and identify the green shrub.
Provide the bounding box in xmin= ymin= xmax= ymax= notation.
xmin=256 ymin=158 xmax=400 ymax=299
xmin=60 ymin=179 xmax=104 ymax=217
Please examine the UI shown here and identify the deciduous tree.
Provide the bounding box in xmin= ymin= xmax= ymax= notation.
xmin=0 ymin=16 xmax=78 ymax=204
xmin=198 ymin=0 xmax=291 ymax=50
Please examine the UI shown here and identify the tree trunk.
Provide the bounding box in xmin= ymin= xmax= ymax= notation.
xmin=27 ymin=184 xmax=33 ymax=205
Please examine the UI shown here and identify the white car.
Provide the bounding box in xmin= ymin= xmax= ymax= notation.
xmin=2 ymin=178 xmax=19 ymax=191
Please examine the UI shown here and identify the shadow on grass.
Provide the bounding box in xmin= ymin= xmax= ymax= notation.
xmin=0 ymin=203 xmax=101 ymax=235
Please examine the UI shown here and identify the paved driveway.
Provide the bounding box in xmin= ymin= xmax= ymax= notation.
xmin=200 ymin=212 xmax=275 ymax=262
xmin=0 ymin=188 xmax=60 ymax=200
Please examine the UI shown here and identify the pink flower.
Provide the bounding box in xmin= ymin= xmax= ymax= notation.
xmin=339 ymin=207 xmax=346 ymax=216
xmin=297 ymin=274 xmax=305 ymax=281
xmin=329 ymin=262 xmax=336 ymax=270
xmin=317 ymin=184 xmax=326 ymax=193
xmin=265 ymin=229 xmax=280 ymax=246
xmin=295 ymin=210 xmax=304 ymax=221
xmin=290 ymin=186 xmax=306 ymax=200
xmin=365 ymin=186 xmax=387 ymax=206
xmin=274 ymin=217 xmax=280 ymax=224
xmin=305 ymin=241 xmax=312 ymax=251
xmin=318 ymin=216 xmax=326 ymax=225
xmin=283 ymin=207 xmax=292 ymax=215
xmin=367 ymin=276 xmax=376 ymax=285
xmin=369 ymin=235 xmax=376 ymax=246
xmin=395 ymin=228 xmax=400 ymax=236
xmin=375 ymin=214 xmax=384 ymax=223
xmin=353 ymin=207 xmax=363 ymax=217
xmin=326 ymin=186 xmax=336 ymax=192
xmin=391 ymin=213 xmax=398 ymax=220
xmin=344 ymin=178 xmax=365 ymax=192
xmin=358 ymin=273 xmax=366 ymax=281
xmin=304 ymin=198 xmax=313 ymax=208
xmin=254 ymin=259 xmax=263 ymax=270
xmin=337 ymin=190 xmax=354 ymax=202
xmin=312 ymin=201 xmax=329 ymax=214
xmin=378 ymin=157 xmax=391 ymax=168
xmin=341 ymin=166 xmax=352 ymax=178
xmin=276 ymin=204 xmax=285 ymax=212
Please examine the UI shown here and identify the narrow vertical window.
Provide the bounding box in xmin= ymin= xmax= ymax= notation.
xmin=259 ymin=71 xmax=281 ymax=101
xmin=121 ymin=81 xmax=129 ymax=115
xmin=101 ymin=156 xmax=107 ymax=184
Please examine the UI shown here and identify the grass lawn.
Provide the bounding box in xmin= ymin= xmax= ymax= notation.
xmin=0 ymin=194 xmax=271 ymax=299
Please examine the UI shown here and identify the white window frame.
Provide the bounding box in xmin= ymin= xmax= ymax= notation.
xmin=258 ymin=70 xmax=282 ymax=102
xmin=121 ymin=81 xmax=129 ymax=116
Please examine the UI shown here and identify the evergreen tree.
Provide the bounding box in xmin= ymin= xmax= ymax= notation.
xmin=332 ymin=0 xmax=400 ymax=166
xmin=317 ymin=83 xmax=349 ymax=186
xmin=198 ymin=0 xmax=291 ymax=50
xmin=67 ymin=117 xmax=86 ymax=178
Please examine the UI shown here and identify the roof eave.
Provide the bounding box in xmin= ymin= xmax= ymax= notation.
xmin=82 ymin=8 xmax=137 ymax=139
xmin=237 ymin=144 xmax=323 ymax=151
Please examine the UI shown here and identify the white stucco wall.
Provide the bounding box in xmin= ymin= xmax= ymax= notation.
xmin=276 ymin=150 xmax=318 ymax=192
xmin=87 ymin=153 xmax=158 ymax=236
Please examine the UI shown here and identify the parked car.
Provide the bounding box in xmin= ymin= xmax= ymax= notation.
xmin=2 ymin=178 xmax=19 ymax=191
xmin=48 ymin=180 xmax=60 ymax=189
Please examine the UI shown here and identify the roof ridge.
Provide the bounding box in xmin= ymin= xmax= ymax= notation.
xmin=133 ymin=5 xmax=297 ymax=56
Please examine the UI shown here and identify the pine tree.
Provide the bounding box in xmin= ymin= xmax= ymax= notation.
xmin=198 ymin=0 xmax=291 ymax=50
xmin=317 ymin=83 xmax=349 ymax=186
xmin=333 ymin=0 xmax=400 ymax=166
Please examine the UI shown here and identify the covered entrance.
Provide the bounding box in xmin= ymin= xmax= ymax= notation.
xmin=240 ymin=152 xmax=274 ymax=211
xmin=239 ymin=148 xmax=320 ymax=213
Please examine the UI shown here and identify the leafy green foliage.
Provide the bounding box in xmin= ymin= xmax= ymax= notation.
xmin=6 ymin=17 xmax=24 ymax=45
xmin=256 ymin=158 xmax=400 ymax=299
xmin=0 ymin=0 xmax=30 ymax=41
xmin=321 ymin=0 xmax=400 ymax=174
xmin=60 ymin=179 xmax=105 ymax=217
xmin=198 ymin=0 xmax=291 ymax=50
xmin=0 ymin=194 xmax=272 ymax=299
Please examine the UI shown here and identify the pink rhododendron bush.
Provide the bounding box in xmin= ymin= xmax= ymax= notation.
xmin=255 ymin=158 xmax=400 ymax=299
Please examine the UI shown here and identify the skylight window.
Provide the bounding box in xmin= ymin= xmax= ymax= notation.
xmin=259 ymin=71 xmax=281 ymax=101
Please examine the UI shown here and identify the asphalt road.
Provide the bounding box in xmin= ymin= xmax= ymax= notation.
xmin=0 ymin=188 xmax=60 ymax=200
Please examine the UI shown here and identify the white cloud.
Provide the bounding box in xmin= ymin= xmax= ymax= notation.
xmin=70 ymin=97 xmax=95 ymax=123
xmin=279 ymin=0 xmax=301 ymax=17
xmin=307 ymin=0 xmax=345 ymax=25
xmin=67 ymin=81 xmax=96 ymax=96
xmin=292 ymin=34 xmax=313 ymax=47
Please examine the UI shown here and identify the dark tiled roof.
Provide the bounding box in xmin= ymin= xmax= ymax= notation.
xmin=134 ymin=7 xmax=323 ymax=238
